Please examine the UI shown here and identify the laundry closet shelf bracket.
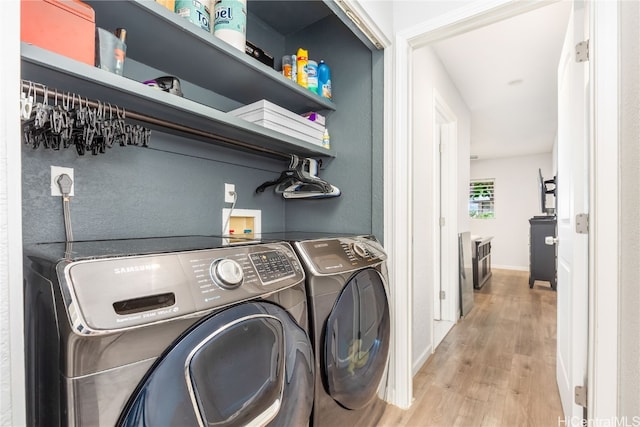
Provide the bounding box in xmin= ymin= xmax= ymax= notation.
xmin=20 ymin=44 xmax=336 ymax=159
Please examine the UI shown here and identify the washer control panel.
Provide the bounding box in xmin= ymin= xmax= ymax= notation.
xmin=295 ymin=235 xmax=387 ymax=276
xmin=249 ymin=251 xmax=296 ymax=285
xmin=63 ymin=242 xmax=304 ymax=333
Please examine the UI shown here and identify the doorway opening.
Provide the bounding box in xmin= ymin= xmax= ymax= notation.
xmin=405 ymin=0 xmax=570 ymax=393
xmin=386 ymin=0 xmax=620 ymax=414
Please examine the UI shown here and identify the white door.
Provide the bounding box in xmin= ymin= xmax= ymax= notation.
xmin=432 ymin=94 xmax=457 ymax=348
xmin=556 ymin=1 xmax=589 ymax=419
xmin=433 ymin=121 xmax=443 ymax=321
xmin=437 ymin=120 xmax=453 ymax=323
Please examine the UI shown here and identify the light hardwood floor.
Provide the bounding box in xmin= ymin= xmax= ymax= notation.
xmin=378 ymin=269 xmax=563 ymax=426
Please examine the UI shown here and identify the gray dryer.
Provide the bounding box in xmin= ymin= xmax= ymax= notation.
xmin=292 ymin=234 xmax=391 ymax=427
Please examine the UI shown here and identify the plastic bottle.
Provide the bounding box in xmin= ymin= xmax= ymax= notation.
xmin=296 ymin=48 xmax=308 ymax=88
xmin=291 ymin=54 xmax=297 ymax=82
xmin=322 ymin=129 xmax=330 ymax=149
xmin=113 ymin=28 xmax=127 ymax=76
xmin=282 ymin=55 xmax=293 ymax=79
xmin=318 ymin=60 xmax=332 ymax=99
xmin=213 ymin=0 xmax=247 ymax=51
xmin=307 ymin=60 xmax=318 ymax=94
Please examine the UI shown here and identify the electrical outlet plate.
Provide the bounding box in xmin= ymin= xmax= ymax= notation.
xmin=51 ymin=166 xmax=74 ymax=196
xmin=225 ymin=183 xmax=235 ymax=203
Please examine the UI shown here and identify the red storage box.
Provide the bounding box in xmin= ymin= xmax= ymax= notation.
xmin=21 ymin=0 xmax=95 ymax=66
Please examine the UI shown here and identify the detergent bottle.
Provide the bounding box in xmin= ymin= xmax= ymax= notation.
xmin=296 ymin=48 xmax=308 ymax=88
xmin=307 ymin=59 xmax=318 ymax=94
xmin=318 ymin=60 xmax=332 ymax=99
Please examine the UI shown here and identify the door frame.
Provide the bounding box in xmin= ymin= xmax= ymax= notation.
xmin=588 ymin=0 xmax=619 ymax=416
xmin=384 ymin=0 xmax=620 ymax=417
xmin=2 ymin=1 xmax=26 ymax=426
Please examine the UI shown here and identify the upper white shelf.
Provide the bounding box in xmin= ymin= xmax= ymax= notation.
xmin=85 ymin=0 xmax=336 ymax=114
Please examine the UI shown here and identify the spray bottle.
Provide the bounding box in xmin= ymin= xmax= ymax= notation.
xmin=296 ymin=48 xmax=308 ymax=88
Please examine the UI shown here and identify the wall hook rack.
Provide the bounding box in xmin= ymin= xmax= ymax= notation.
xmin=21 ymin=80 xmax=150 ymax=155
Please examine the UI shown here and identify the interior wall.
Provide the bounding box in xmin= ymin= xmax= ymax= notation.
xmin=552 ymin=133 xmax=559 ymax=175
xmin=411 ymin=45 xmax=470 ymax=373
xmin=619 ymin=0 xmax=640 ymax=417
xmin=283 ymin=15 xmax=382 ymax=237
xmin=21 ymin=134 xmax=286 ymax=244
xmin=470 ymin=153 xmax=553 ymax=270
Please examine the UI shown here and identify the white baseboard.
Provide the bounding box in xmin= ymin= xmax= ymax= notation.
xmin=492 ymin=264 xmax=529 ymax=271
xmin=412 ymin=345 xmax=433 ymax=376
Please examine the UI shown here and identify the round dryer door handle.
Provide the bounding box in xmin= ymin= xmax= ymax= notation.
xmin=210 ymin=258 xmax=244 ymax=289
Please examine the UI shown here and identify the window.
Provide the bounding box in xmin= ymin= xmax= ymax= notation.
xmin=469 ymin=179 xmax=495 ymax=219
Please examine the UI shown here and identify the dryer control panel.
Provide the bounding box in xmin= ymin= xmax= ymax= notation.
xmin=61 ymin=242 xmax=304 ymax=334
xmin=294 ymin=235 xmax=387 ymax=276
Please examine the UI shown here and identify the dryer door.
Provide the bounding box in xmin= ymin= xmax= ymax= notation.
xmin=118 ymin=302 xmax=314 ymax=427
xmin=324 ymin=268 xmax=390 ymax=409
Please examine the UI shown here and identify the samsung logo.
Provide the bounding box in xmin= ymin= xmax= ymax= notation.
xmin=114 ymin=264 xmax=161 ymax=274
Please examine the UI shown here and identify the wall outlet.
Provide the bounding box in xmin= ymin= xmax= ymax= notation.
xmin=225 ymin=183 xmax=235 ymax=203
xmin=51 ymin=166 xmax=74 ymax=196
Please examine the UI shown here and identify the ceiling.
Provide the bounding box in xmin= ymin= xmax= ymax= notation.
xmin=431 ymin=1 xmax=572 ymax=160
xmin=248 ymin=1 xmax=332 ymax=36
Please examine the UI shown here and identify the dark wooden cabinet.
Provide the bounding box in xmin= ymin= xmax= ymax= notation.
xmin=529 ymin=216 xmax=557 ymax=289
xmin=472 ymin=237 xmax=492 ymax=289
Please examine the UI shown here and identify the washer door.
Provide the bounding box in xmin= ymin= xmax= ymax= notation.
xmin=324 ymin=268 xmax=390 ymax=410
xmin=118 ymin=302 xmax=314 ymax=427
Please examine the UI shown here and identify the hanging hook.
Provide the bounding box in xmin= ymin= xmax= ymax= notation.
xmin=289 ymin=154 xmax=299 ymax=170
xmin=20 ymin=81 xmax=33 ymax=120
xmin=42 ymin=86 xmax=49 ymax=106
xmin=62 ymin=90 xmax=70 ymax=110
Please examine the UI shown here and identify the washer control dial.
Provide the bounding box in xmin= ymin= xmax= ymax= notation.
xmin=209 ymin=258 xmax=244 ymax=289
xmin=351 ymin=242 xmax=369 ymax=259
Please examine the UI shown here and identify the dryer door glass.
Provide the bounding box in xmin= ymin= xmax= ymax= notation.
xmin=118 ymin=301 xmax=314 ymax=427
xmin=188 ymin=316 xmax=284 ymax=426
xmin=324 ymin=268 xmax=390 ymax=409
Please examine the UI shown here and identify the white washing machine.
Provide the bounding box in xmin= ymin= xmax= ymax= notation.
xmin=23 ymin=236 xmax=314 ymax=427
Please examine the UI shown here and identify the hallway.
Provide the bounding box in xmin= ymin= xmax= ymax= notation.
xmin=379 ymin=269 xmax=563 ymax=426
